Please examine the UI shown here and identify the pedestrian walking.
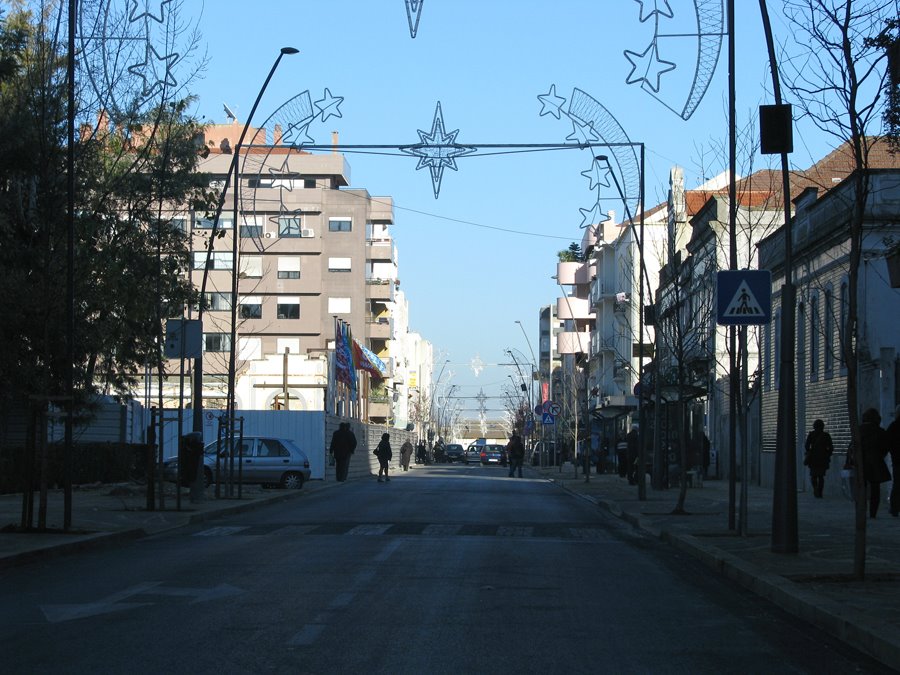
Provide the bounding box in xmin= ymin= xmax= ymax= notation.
xmin=886 ymin=404 xmax=900 ymax=517
xmin=329 ymin=421 xmax=357 ymax=482
xmin=374 ymin=433 xmax=392 ymax=482
xmin=803 ymin=419 xmax=834 ymax=498
xmin=506 ymin=434 xmax=525 ymax=477
xmin=400 ymin=439 xmax=414 ymax=471
xmin=626 ymin=424 xmax=640 ymax=485
xmin=859 ymin=408 xmax=890 ymax=518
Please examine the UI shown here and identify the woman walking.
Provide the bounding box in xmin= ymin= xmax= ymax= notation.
xmin=374 ymin=433 xmax=392 ymax=483
xmin=859 ymin=408 xmax=891 ymax=518
xmin=804 ymin=419 xmax=834 ymax=498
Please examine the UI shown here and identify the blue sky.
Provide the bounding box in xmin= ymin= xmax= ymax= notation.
xmin=183 ymin=1 xmax=837 ymax=422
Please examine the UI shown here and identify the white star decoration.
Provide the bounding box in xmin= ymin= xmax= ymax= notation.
xmin=633 ymin=0 xmax=674 ymax=22
xmin=401 ymin=102 xmax=476 ymax=198
xmin=623 ymin=42 xmax=676 ymax=93
xmin=127 ymin=0 xmax=172 ymax=23
xmin=128 ymin=43 xmax=178 ymax=97
xmin=537 ymin=85 xmax=566 ymax=119
xmin=314 ymin=89 xmax=344 ymax=123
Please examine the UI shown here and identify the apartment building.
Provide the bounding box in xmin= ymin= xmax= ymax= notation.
xmin=167 ymin=122 xmax=426 ymax=425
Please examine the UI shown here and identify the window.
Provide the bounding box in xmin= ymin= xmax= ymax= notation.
xmin=238 ymin=337 xmax=261 ymax=361
xmin=328 ymin=297 xmax=351 ymax=314
xmin=204 ymin=333 xmax=231 ymax=352
xmin=203 ymin=292 xmax=232 ymax=311
xmin=194 ymin=215 xmax=233 ymax=230
xmin=278 ymin=215 xmax=302 ymax=237
xmin=328 ymin=218 xmax=352 ymax=232
xmin=169 ymin=217 xmax=187 ymax=233
xmin=240 ymin=255 xmax=263 ymax=278
xmin=824 ymin=286 xmax=834 ymax=375
xmin=304 ymin=179 xmax=316 ymax=189
xmin=258 ymin=439 xmax=288 ymax=458
xmin=277 ymin=296 xmax=300 ymax=320
xmin=241 ymin=223 xmax=263 ymax=238
xmin=277 ymin=338 xmax=300 ymax=354
xmin=239 ymin=296 xmax=262 ymax=320
xmin=193 ymin=251 xmax=233 ymax=270
xmin=764 ymin=321 xmax=772 ymax=390
xmin=810 ymin=294 xmax=820 ymax=379
xmin=839 ymin=280 xmax=849 ymax=369
xmin=277 ymin=257 xmax=301 ymax=279
xmin=328 ymin=257 xmax=352 ymax=272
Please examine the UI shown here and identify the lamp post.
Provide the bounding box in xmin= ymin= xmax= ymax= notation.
xmin=428 ymin=359 xmax=450 ymax=444
xmin=192 ymin=47 xmax=299 ymax=446
xmin=595 ymin=151 xmax=649 ymax=499
xmin=514 ymin=319 xmax=538 ymax=449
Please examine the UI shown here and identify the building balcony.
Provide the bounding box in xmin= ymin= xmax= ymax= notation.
xmin=557 ymin=330 xmax=590 ymax=354
xmin=365 ymin=279 xmax=394 ymax=301
xmin=367 ymin=316 xmax=392 ymax=339
xmin=368 ymin=400 xmax=391 ymax=420
xmin=556 ymin=295 xmax=594 ymax=321
xmin=366 ymin=240 xmax=395 ymax=262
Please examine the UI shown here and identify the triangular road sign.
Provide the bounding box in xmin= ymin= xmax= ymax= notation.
xmin=722 ymin=280 xmax=766 ymax=319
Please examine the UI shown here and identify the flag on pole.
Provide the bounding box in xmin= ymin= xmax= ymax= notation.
xmin=352 ymin=338 xmax=387 ymax=379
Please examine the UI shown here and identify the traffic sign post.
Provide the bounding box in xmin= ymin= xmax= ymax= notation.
xmin=542 ymin=412 xmax=555 ymax=425
xmin=717 ymin=270 xmax=772 ymax=325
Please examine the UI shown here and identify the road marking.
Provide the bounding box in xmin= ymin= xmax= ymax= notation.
xmin=288 ymin=624 xmax=326 ymax=646
xmin=193 ymin=526 xmax=249 ymax=537
xmin=347 ymin=523 xmax=392 ymax=536
xmin=374 ymin=539 xmax=403 ymax=562
xmin=497 ymin=526 xmax=534 ymax=537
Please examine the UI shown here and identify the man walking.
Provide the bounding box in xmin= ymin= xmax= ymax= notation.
xmin=507 ymin=434 xmax=525 ymax=478
xmin=329 ymin=421 xmax=357 ymax=482
xmin=887 ymin=405 xmax=900 ymax=517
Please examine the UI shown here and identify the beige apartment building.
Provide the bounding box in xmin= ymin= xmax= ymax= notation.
xmin=170 ymin=122 xmax=403 ymax=424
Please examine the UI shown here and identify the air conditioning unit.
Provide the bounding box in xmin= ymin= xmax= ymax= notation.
xmin=264 ymin=232 xmax=273 ymax=239
xmin=300 ymin=228 xmax=314 ymax=238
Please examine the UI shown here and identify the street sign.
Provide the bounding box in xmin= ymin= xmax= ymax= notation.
xmin=549 ymin=403 xmax=562 ymax=416
xmin=524 ymin=420 xmax=535 ymax=435
xmin=717 ymin=270 xmax=772 ymax=325
xmin=542 ymin=400 xmax=553 ymax=414
xmin=534 ymin=404 xmax=543 ymax=416
xmin=542 ymin=412 xmax=555 ymax=425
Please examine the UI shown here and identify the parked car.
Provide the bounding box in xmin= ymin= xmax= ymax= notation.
xmin=164 ymin=436 xmax=311 ymax=489
xmin=480 ymin=443 xmax=508 ymax=466
xmin=464 ymin=444 xmax=483 ymax=464
xmin=444 ymin=443 xmax=465 ymax=463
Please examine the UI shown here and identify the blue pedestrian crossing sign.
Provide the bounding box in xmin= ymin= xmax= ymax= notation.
xmin=717 ymin=270 xmax=772 ymax=325
xmin=542 ymin=412 xmax=555 ymax=425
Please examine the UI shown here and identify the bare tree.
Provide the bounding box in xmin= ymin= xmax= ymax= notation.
xmin=781 ymin=0 xmax=896 ymax=579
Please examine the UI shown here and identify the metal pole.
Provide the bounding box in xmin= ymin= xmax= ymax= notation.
xmin=758 ymin=0 xmax=798 ymax=553
xmin=728 ymin=0 xmax=738 ymax=532
xmin=64 ymin=0 xmax=76 ymax=530
xmin=192 ymin=47 xmax=299 ymax=434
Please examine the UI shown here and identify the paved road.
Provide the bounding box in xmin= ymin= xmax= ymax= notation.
xmin=0 ymin=464 xmax=890 ymax=674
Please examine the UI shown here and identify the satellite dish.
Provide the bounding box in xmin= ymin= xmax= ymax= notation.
xmin=223 ymin=103 xmax=237 ymax=122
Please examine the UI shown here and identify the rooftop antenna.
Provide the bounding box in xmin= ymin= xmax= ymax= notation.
xmin=223 ymin=103 xmax=237 ymax=123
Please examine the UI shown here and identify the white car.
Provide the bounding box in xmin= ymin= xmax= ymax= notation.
xmin=165 ymin=436 xmax=311 ymax=489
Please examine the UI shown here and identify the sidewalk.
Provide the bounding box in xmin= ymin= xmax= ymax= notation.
xmin=1 ymin=469 xmax=898 ymax=670
xmin=533 ymin=464 xmax=900 ymax=671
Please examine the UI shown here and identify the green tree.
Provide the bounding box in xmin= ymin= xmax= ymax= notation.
xmin=0 ymin=7 xmax=210 ymax=412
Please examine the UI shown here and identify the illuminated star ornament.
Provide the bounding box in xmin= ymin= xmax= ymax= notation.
xmin=537 ymin=85 xmax=642 ymax=230
xmin=314 ymin=88 xmax=344 ymax=122
xmin=128 ymin=0 xmax=172 ymax=23
xmin=405 ymin=0 xmax=424 ymax=38
xmin=401 ymin=101 xmax=476 ymax=199
xmin=470 ymin=355 xmax=484 ymax=377
xmin=128 ymin=43 xmax=178 ymax=97
xmin=623 ymin=0 xmax=725 ymax=120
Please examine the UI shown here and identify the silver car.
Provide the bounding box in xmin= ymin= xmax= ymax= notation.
xmin=165 ymin=436 xmax=311 ymax=489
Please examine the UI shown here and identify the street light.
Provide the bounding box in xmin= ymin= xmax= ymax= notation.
xmin=514 ymin=319 xmax=539 ymax=448
xmin=595 ymin=152 xmax=649 ymax=499
xmin=551 ymin=274 xmax=585 ymax=477
xmin=191 ymin=48 xmax=298 ymax=500
xmin=428 ymin=359 xmax=450 ymax=443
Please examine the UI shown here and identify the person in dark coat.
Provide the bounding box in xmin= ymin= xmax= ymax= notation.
xmin=329 ymin=422 xmax=357 ymax=482
xmin=616 ymin=433 xmax=628 ymax=478
xmin=859 ymin=408 xmax=890 ymax=518
xmin=886 ymin=405 xmax=900 ymax=517
xmin=400 ymin=439 xmax=414 ymax=471
xmin=506 ymin=434 xmax=525 ymax=478
xmin=375 ymin=433 xmax=392 ymax=482
xmin=626 ymin=424 xmax=640 ymax=485
xmin=804 ymin=419 xmax=834 ymax=498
